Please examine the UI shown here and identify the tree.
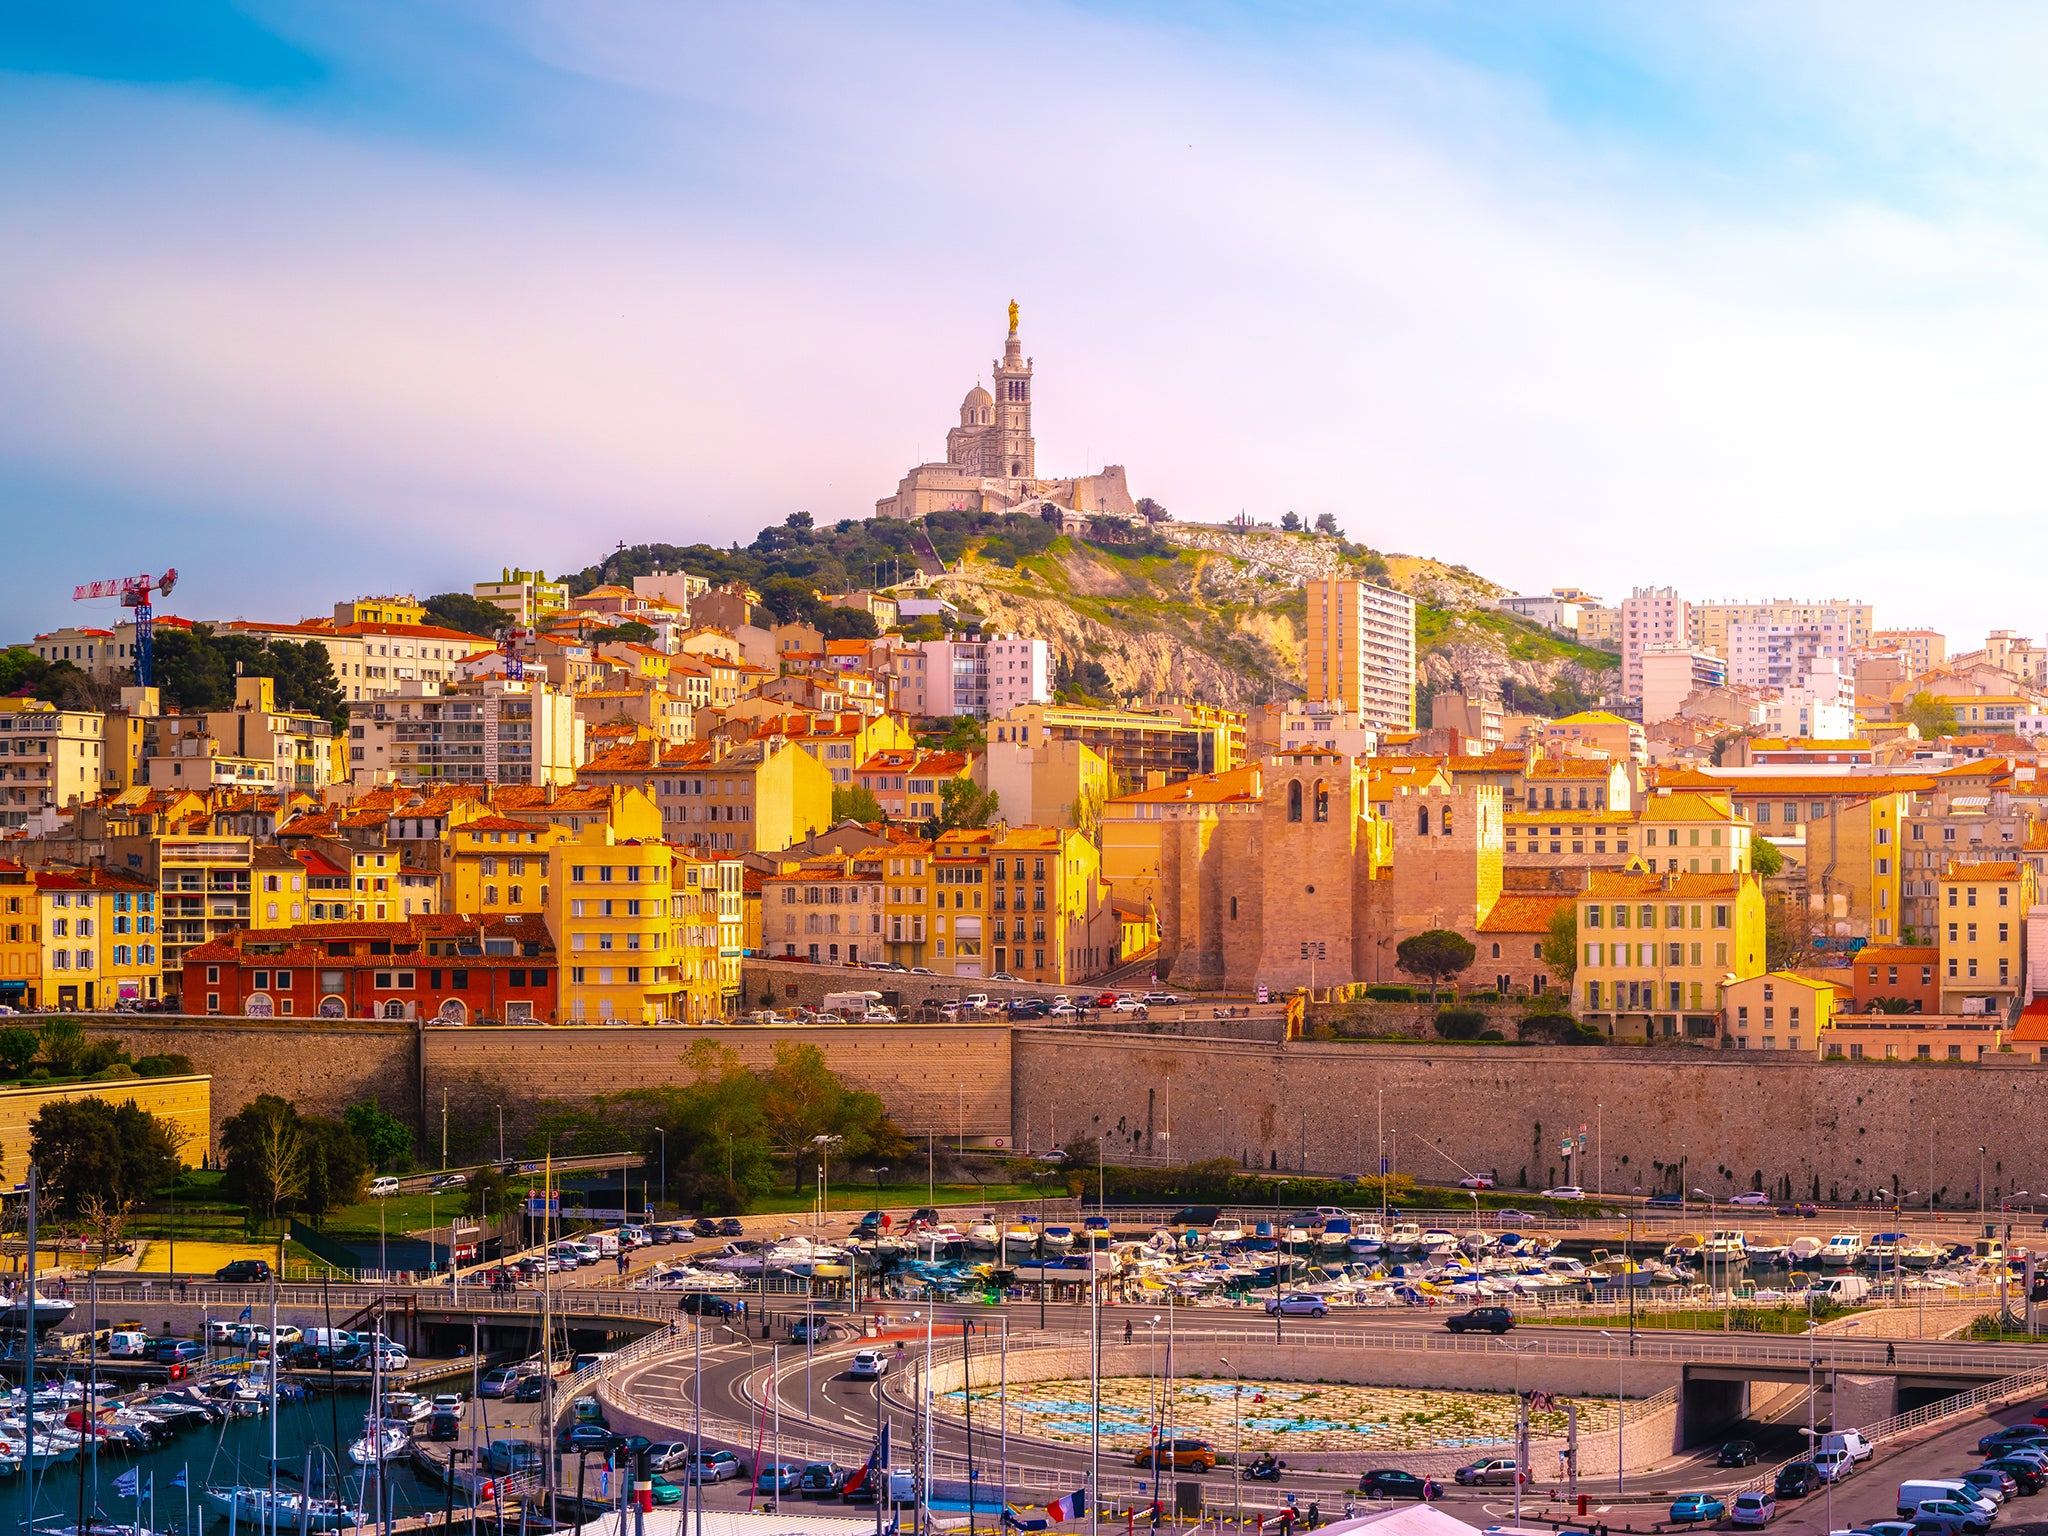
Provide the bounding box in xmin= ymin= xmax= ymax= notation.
xmin=1904 ymin=692 xmax=1958 ymax=740
xmin=785 ymin=511 xmax=815 ymax=532
xmin=1280 ymin=511 xmax=1303 ymax=532
xmin=0 ymin=1027 xmax=37 ymax=1077
xmin=1542 ymin=906 xmax=1579 ymax=986
xmin=1750 ymin=837 xmax=1784 ymax=877
xmin=1434 ymin=1008 xmax=1486 ymax=1040
xmin=817 ymin=608 xmax=879 ymax=641
xmin=1394 ymin=929 xmax=1477 ymax=993
xmin=465 ymin=1163 xmax=512 ymax=1221
xmin=298 ymin=1117 xmax=370 ymax=1219
xmin=831 ymin=785 xmax=886 ymax=825
xmin=924 ymin=777 xmax=999 ymax=838
xmin=420 ymin=592 xmax=512 ymax=638
xmin=220 ymin=1095 xmax=310 ymax=1224
xmin=29 ymin=1098 xmax=182 ymax=1216
xmin=1135 ymin=498 xmax=1170 ymax=524
xmin=1867 ymin=996 xmax=1920 ymax=1014
xmin=343 ymin=1098 xmax=415 ymax=1173
xmin=1313 ymin=513 xmax=1340 ymax=536
xmin=762 ymin=1042 xmax=911 ymax=1191
xmin=589 ymin=620 xmax=658 ymax=647
xmin=1764 ymin=902 xmax=1808 ymax=973
xmin=37 ymin=1020 xmax=86 ymax=1076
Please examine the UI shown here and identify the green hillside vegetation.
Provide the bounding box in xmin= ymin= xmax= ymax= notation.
xmin=1417 ymin=604 xmax=1618 ymax=671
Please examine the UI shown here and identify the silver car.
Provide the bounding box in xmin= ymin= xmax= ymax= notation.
xmin=1454 ymin=1458 xmax=1523 ymax=1487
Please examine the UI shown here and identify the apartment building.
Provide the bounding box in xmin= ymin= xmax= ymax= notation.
xmin=670 ymin=848 xmax=742 ymax=1021
xmin=1640 ymin=646 xmax=1729 ymax=725
xmin=1721 ymin=972 xmax=1835 ymax=1054
xmin=475 ymin=567 xmax=571 ymax=626
xmin=1304 ymin=578 xmax=1417 ymax=732
xmin=1694 ymin=599 xmax=1874 ymax=657
xmin=994 ymin=702 xmax=1246 ymax=785
xmin=546 ymin=827 xmax=682 ymax=1023
xmin=1874 ymin=629 xmax=1946 ymax=678
xmin=1540 ymin=710 xmax=1646 ymax=765
xmin=761 ymin=853 xmax=888 ymax=968
xmin=915 ymin=634 xmax=1053 ymax=720
xmin=988 ymin=825 xmax=1115 ymax=985
xmin=1620 ymin=587 xmax=1687 ymax=701
xmin=347 ymin=676 xmax=582 ymax=789
xmin=1902 ymin=788 xmax=2026 ymax=943
xmin=1725 ymin=617 xmax=1854 ymax=693
xmin=0 ymin=861 xmax=40 ymax=1008
xmin=222 ymin=619 xmax=497 ymax=703
xmin=855 ymin=749 xmax=974 ymax=823
xmin=1937 ymin=860 xmax=2033 ymax=1016
xmin=1575 ymin=869 xmax=1766 ymax=1038
xmin=579 ymin=736 xmax=834 ymax=855
xmin=977 ymin=738 xmax=1107 ymax=830
xmin=152 ymin=832 xmax=251 ymax=1002
xmin=0 ymin=701 xmax=104 ymax=830
xmin=442 ymin=813 xmax=571 ymax=920
xmin=36 ymin=867 xmax=160 ymax=1010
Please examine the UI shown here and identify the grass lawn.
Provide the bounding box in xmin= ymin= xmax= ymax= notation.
xmin=744 ymin=1181 xmax=1054 ymax=1216
xmin=1545 ymin=1305 xmax=1867 ymax=1334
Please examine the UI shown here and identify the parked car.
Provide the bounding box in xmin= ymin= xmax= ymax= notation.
xmin=428 ymin=1410 xmax=461 ymax=1441
xmin=1457 ymin=1175 xmax=1495 ymax=1190
xmin=1265 ymin=1294 xmax=1328 ymax=1318
xmin=1539 ymin=1186 xmax=1585 ymax=1200
xmin=1133 ymin=1440 xmax=1217 ymax=1471
xmin=754 ymin=1464 xmax=801 ymax=1495
xmin=692 ymin=1217 xmax=720 ymax=1237
xmin=718 ymin=1218 xmax=746 ymax=1237
xmin=1444 ymin=1306 xmax=1515 ymax=1335
xmin=486 ymin=1441 xmax=545 ymax=1476
xmin=1730 ymin=1190 xmax=1771 ymax=1206
xmin=559 ymin=1424 xmax=624 ymax=1454
xmin=847 ymin=1350 xmax=887 ymax=1380
xmin=1453 ymin=1459 xmax=1524 ymax=1487
xmin=1980 ymin=1425 xmax=2048 ymax=1455
xmin=215 ymin=1260 xmax=272 ymax=1284
xmin=1730 ymin=1491 xmax=1777 ymax=1526
xmin=1960 ymin=1469 xmax=2017 ymax=1503
xmin=157 ymin=1339 xmax=206 ymax=1365
xmin=512 ymin=1376 xmax=546 ymax=1403
xmin=647 ymin=1475 xmax=683 ymax=1507
xmin=685 ymin=1450 xmax=746 ymax=1484
xmin=1357 ymin=1470 xmax=1438 ymax=1501
xmin=1670 ymin=1494 xmax=1727 ymax=1524
xmin=1717 ymin=1440 xmax=1759 ymax=1467
xmin=1646 ymin=1191 xmax=1685 ymax=1208
xmin=1814 ymin=1447 xmax=1857 ymax=1483
xmin=1984 ymin=1459 xmax=2044 ymax=1494
xmin=798 ymin=1463 xmax=847 ymax=1498
xmin=1141 ymin=992 xmax=1179 ymax=1005
xmin=370 ymin=1177 xmax=401 ymax=1198
xmin=1774 ymin=1462 xmax=1823 ymax=1498
xmin=677 ymin=1293 xmax=738 ymax=1318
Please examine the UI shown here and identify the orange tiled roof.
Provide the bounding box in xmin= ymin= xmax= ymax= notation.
xmin=1583 ymin=869 xmax=1746 ymax=897
xmin=1476 ymin=893 xmax=1573 ymax=933
xmin=1939 ymin=861 xmax=2023 ymax=880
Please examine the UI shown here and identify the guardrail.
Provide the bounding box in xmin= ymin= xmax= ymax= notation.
xmin=78 ymin=1279 xmax=685 ymax=1324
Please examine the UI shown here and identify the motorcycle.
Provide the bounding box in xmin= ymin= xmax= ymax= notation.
xmin=1242 ymin=1455 xmax=1286 ymax=1483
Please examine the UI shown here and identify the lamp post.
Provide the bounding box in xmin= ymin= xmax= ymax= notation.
xmin=1693 ymin=1187 xmax=1723 ymax=1328
xmin=496 ymin=1104 xmax=505 ymax=1165
xmin=865 ymin=1167 xmax=888 ymax=1309
xmin=1220 ymin=1354 xmax=1243 ymax=1536
xmin=1598 ymin=1331 xmax=1624 ymax=1495
xmin=1804 ymin=1318 xmax=1861 ymax=1536
xmin=657 ymin=1127 xmax=667 ymax=1216
xmin=1981 ymin=1146 xmax=1988 ymax=1218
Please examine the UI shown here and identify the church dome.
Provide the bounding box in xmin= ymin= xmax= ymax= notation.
xmin=962 ymin=385 xmax=993 ymax=409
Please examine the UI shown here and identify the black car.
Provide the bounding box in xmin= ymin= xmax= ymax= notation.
xmin=1983 ymin=1459 xmax=2045 ymax=1494
xmin=678 ymin=1293 xmax=737 ymax=1318
xmin=428 ymin=1410 xmax=461 ymax=1441
xmin=559 ymin=1424 xmax=624 ymax=1454
xmin=1358 ymin=1471 xmax=1439 ymax=1501
xmin=1444 ymin=1306 xmax=1514 ymax=1335
xmin=1646 ymin=1192 xmax=1684 ymax=1209
xmin=718 ymin=1218 xmax=746 ymax=1237
xmin=852 ymin=1211 xmax=885 ymax=1238
xmin=1979 ymin=1425 xmax=2048 ymax=1456
xmin=1717 ymin=1440 xmax=1759 ymax=1467
xmin=911 ymin=1207 xmax=941 ymax=1228
xmin=1774 ymin=1462 xmax=1823 ymax=1498
xmin=215 ymin=1259 xmax=273 ymax=1283
xmin=1170 ymin=1206 xmax=1222 ymax=1226
xmin=512 ymin=1376 xmax=547 ymax=1403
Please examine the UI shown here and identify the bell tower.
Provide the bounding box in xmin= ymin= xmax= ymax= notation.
xmin=991 ymin=300 xmax=1035 ymax=481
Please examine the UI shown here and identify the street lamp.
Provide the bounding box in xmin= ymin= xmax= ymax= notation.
xmin=656 ymin=1127 xmax=667 ymax=1215
xmin=1220 ymin=1353 xmax=1243 ymax=1536
xmin=1802 ymin=1318 xmax=1861 ymax=1536
xmin=1694 ymin=1187 xmax=1725 ymax=1328
xmin=1598 ymin=1331 xmax=1624 ymax=1495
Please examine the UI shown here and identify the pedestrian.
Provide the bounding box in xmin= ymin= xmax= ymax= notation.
xmin=1307 ymin=1502 xmax=1320 ymax=1530
xmin=1887 ymin=1341 xmax=1896 ymax=1364
xmin=1124 ymin=1320 xmax=1134 ymax=1345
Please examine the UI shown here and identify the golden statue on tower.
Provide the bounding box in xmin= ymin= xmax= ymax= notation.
xmin=1008 ymin=298 xmax=1019 ymax=334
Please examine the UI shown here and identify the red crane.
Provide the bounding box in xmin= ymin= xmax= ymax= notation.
xmin=73 ymin=568 xmax=178 ymax=687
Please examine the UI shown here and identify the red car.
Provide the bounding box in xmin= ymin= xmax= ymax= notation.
xmin=1095 ymin=993 xmax=1119 ymax=1007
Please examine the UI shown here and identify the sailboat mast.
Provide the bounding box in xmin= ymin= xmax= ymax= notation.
xmin=269 ymin=1252 xmax=280 ymax=1536
xmin=23 ymin=1164 xmax=37 ymax=1536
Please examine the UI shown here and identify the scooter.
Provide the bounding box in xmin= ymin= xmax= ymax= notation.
xmin=1242 ymin=1455 xmax=1286 ymax=1483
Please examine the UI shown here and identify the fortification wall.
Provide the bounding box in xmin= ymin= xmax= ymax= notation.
xmin=1014 ymin=1028 xmax=2046 ymax=1203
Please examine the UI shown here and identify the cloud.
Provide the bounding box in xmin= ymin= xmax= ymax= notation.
xmin=5 ymin=2 xmax=2048 ymax=642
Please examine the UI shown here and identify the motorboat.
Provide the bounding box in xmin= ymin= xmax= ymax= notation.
xmin=1083 ymin=1216 xmax=1111 ymax=1248
xmin=965 ymin=1216 xmax=1001 ymax=1252
xmin=1973 ymin=1236 xmax=2008 ymax=1265
xmin=380 ymin=1392 xmax=433 ymax=1424
xmin=1208 ymin=1217 xmax=1245 ymax=1247
xmin=1281 ymin=1223 xmax=1313 ymax=1250
xmin=1787 ymin=1235 xmax=1824 ymax=1263
xmin=1703 ymin=1230 xmax=1747 ymax=1260
xmin=1321 ymin=1217 xmax=1353 ymax=1252
xmin=1820 ymin=1232 xmax=1865 ymax=1267
xmin=0 ymin=1289 xmax=76 ymax=1332
xmin=1386 ymin=1222 xmax=1423 ymax=1252
xmin=348 ymin=1420 xmax=412 ymax=1466
xmin=1459 ymin=1231 xmax=1493 ymax=1256
xmin=1041 ymin=1225 xmax=1076 ymax=1254
xmin=1899 ymin=1239 xmax=1943 ymax=1268
xmin=1863 ymin=1233 xmax=1905 ymax=1268
xmin=1419 ymin=1230 xmax=1460 ymax=1259
xmin=1347 ymin=1223 xmax=1384 ymax=1259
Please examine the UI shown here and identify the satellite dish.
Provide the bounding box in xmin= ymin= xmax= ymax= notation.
xmin=158 ymin=568 xmax=179 ymax=597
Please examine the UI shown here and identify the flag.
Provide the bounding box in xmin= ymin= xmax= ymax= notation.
xmin=116 ymin=1469 xmax=140 ymax=1498
xmin=239 ymin=1305 xmax=253 ymax=1321
xmin=1047 ymin=1489 xmax=1087 ymax=1523
xmin=842 ymin=1424 xmax=889 ymax=1498
xmin=1001 ymin=1507 xmax=1048 ymax=1531
xmin=172 ymin=1469 xmax=188 ymax=1490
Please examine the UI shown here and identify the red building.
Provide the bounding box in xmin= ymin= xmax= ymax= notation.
xmin=1848 ymin=944 xmax=1941 ymax=1014
xmin=182 ymin=913 xmax=557 ymax=1022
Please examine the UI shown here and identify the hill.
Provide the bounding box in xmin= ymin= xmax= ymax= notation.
xmin=571 ymin=512 xmax=1618 ymax=715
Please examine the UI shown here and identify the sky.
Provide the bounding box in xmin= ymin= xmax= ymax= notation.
xmin=7 ymin=2 xmax=2048 ymax=644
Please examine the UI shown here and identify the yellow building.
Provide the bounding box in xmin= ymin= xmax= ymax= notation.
xmin=1540 ymin=710 xmax=1647 ymax=765
xmin=1633 ymin=789 xmax=1753 ymax=874
xmin=669 ymin=849 xmax=741 ymax=1022
xmin=252 ymin=846 xmax=308 ymax=928
xmin=1099 ymin=764 xmax=1263 ymax=921
xmin=335 ymin=594 xmax=426 ymax=627
xmin=0 ymin=699 xmax=105 ymax=830
xmin=988 ymin=825 xmax=1114 ymax=985
xmin=546 ymin=826 xmax=681 ymax=1022
xmin=0 ymin=860 xmax=40 ymax=1009
xmin=1937 ymin=860 xmax=2034 ymax=1014
xmin=930 ymin=830 xmax=992 ymax=978
xmin=1722 ymin=971 xmax=1836 ymax=1053
xmin=0 ymin=1075 xmax=210 ymax=1175
xmin=37 ymin=867 xmax=162 ymax=1009
xmin=881 ymin=839 xmax=934 ymax=967
xmin=1576 ymin=869 xmax=1766 ymax=1038
xmin=443 ymin=812 xmax=571 ymax=919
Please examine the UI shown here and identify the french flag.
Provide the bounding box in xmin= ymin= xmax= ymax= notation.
xmin=1047 ymin=1489 xmax=1087 ymax=1523
xmin=841 ymin=1424 xmax=889 ymax=1498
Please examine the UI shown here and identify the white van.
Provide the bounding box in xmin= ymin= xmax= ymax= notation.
xmin=107 ymin=1331 xmax=152 ymax=1358
xmin=1822 ymin=1429 xmax=1874 ymax=1464
xmin=1819 ymin=1274 xmax=1871 ymax=1303
xmin=1899 ymin=1481 xmax=1997 ymax=1519
xmin=370 ymin=1176 xmax=401 ymax=1198
xmin=593 ymin=1231 xmax=621 ymax=1257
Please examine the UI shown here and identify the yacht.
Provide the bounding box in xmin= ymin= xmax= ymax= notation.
xmin=1041 ymin=1225 xmax=1076 ymax=1254
xmin=0 ymin=1289 xmax=76 ymax=1331
xmin=1208 ymin=1216 xmax=1245 ymax=1247
xmin=1347 ymin=1222 xmax=1385 ymax=1259
xmin=1863 ymin=1233 xmax=1905 ymax=1268
xmin=1703 ymin=1229 xmax=1747 ymax=1260
xmin=964 ymin=1216 xmax=1000 ymax=1252
xmin=380 ymin=1392 xmax=434 ymax=1424
xmin=1820 ymin=1232 xmax=1865 ymax=1267
xmin=349 ymin=1420 xmax=412 ymax=1466
xmin=1973 ymin=1236 xmax=2008 ymax=1266
xmin=205 ymin=1486 xmax=361 ymax=1531
xmin=1419 ymin=1230 xmax=1461 ymax=1259
xmin=1386 ymin=1222 xmax=1424 ymax=1252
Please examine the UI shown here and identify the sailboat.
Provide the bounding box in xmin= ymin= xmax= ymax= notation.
xmin=204 ymin=1484 xmax=362 ymax=1530
xmin=348 ymin=1420 xmax=412 ymax=1466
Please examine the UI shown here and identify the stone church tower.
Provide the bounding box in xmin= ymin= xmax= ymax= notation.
xmin=945 ymin=301 xmax=1035 ymax=480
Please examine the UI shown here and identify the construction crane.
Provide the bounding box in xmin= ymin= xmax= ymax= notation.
xmin=498 ymin=625 xmax=527 ymax=682
xmin=73 ymin=568 xmax=179 ymax=687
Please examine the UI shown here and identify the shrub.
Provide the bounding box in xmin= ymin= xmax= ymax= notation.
xmin=1364 ymin=985 xmax=1414 ymax=1002
xmin=1434 ymin=1008 xmax=1487 ymax=1040
xmin=1477 ymin=1029 xmax=1505 ymax=1041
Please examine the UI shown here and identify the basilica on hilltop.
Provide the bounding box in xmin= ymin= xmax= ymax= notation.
xmin=873 ymin=303 xmax=1140 ymax=522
